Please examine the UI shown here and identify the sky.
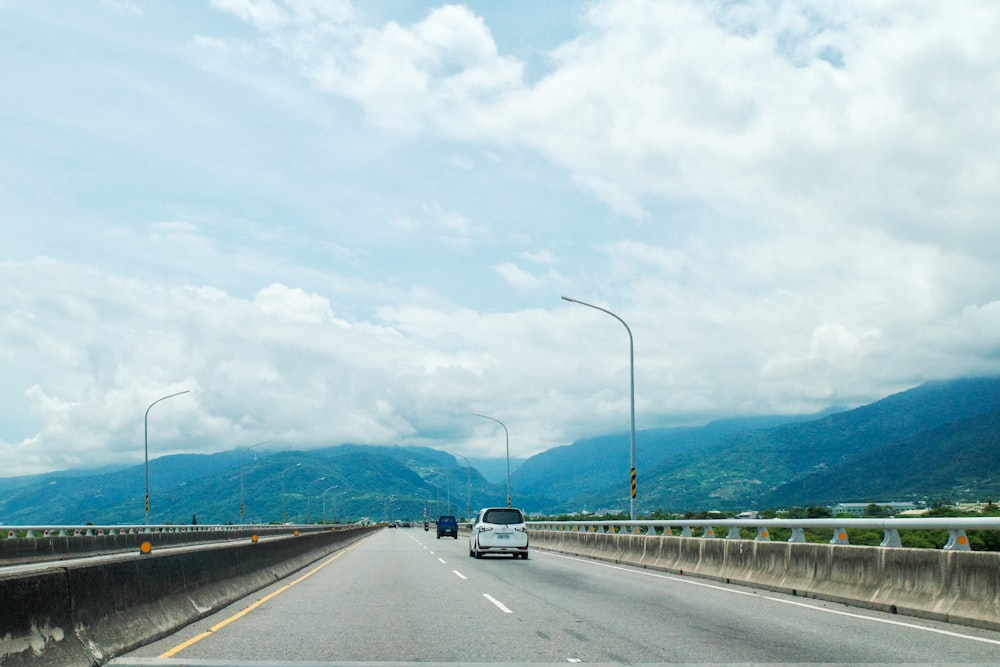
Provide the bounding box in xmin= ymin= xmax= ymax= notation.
xmin=2 ymin=0 xmax=999 ymax=478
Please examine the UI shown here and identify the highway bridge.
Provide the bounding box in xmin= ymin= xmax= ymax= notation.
xmin=4 ymin=523 xmax=1000 ymax=665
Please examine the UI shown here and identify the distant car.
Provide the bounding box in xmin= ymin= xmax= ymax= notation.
xmin=469 ymin=507 xmax=529 ymax=559
xmin=436 ymin=515 xmax=458 ymax=539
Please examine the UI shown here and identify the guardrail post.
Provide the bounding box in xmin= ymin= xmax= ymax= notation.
xmin=788 ymin=527 xmax=805 ymax=543
xmin=830 ymin=527 xmax=850 ymax=545
xmin=880 ymin=529 xmax=902 ymax=548
xmin=755 ymin=527 xmax=770 ymax=542
xmin=703 ymin=527 xmax=715 ymax=539
xmin=944 ymin=529 xmax=971 ymax=551
xmin=681 ymin=525 xmax=693 ymax=537
xmin=726 ymin=526 xmax=741 ymax=540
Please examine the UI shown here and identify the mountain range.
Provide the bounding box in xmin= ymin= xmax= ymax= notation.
xmin=1 ymin=377 xmax=998 ymax=524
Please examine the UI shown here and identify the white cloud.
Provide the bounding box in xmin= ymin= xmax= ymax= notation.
xmin=253 ymin=283 xmax=338 ymax=324
xmin=519 ymin=249 xmax=554 ymax=265
xmin=210 ymin=0 xmax=1000 ymax=257
xmin=3 ymin=1 xmax=999 ymax=477
xmin=494 ymin=262 xmax=540 ymax=289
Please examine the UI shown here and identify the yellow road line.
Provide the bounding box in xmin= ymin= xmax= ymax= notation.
xmin=158 ymin=536 xmax=371 ymax=658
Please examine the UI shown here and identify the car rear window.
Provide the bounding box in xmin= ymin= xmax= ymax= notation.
xmin=482 ymin=509 xmax=524 ymax=525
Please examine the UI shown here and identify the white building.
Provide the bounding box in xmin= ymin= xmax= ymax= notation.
xmin=832 ymin=502 xmax=919 ymax=517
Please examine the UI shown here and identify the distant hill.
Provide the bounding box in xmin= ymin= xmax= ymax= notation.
xmin=511 ymin=413 xmax=838 ymax=511
xmin=766 ymin=407 xmax=1000 ymax=506
xmin=2 ymin=378 xmax=998 ymax=522
xmin=0 ymin=445 xmax=512 ymax=525
xmin=584 ymin=377 xmax=1000 ymax=512
xmin=468 ymin=456 xmax=525 ymax=485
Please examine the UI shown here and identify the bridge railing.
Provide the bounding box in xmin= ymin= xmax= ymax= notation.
xmin=528 ymin=517 xmax=1000 ymax=550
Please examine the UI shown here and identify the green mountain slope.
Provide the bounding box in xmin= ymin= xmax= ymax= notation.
xmin=763 ymin=407 xmax=1000 ymax=506
xmin=4 ymin=378 xmax=999 ymax=522
xmin=511 ymin=413 xmax=840 ymax=510
xmin=0 ymin=446 xmax=511 ymax=525
xmin=633 ymin=377 xmax=1000 ymax=511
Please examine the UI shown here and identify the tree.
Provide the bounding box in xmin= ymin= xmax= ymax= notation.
xmin=863 ymin=503 xmax=890 ymax=517
xmin=806 ymin=505 xmax=832 ymax=518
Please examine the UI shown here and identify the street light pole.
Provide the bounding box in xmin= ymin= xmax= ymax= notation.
xmin=144 ymin=390 xmax=190 ymax=525
xmin=306 ymin=477 xmax=326 ymax=523
xmin=452 ymin=452 xmax=473 ymax=520
xmin=562 ymin=295 xmax=637 ymax=521
xmin=281 ymin=463 xmax=301 ymax=524
xmin=427 ymin=471 xmax=451 ymax=515
xmin=472 ymin=413 xmax=510 ymax=507
xmin=240 ymin=440 xmax=270 ymax=524
xmin=418 ymin=487 xmax=433 ymax=526
xmin=322 ymin=485 xmax=338 ymax=523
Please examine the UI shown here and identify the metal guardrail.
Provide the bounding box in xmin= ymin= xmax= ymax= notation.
xmin=528 ymin=517 xmax=1000 ymax=550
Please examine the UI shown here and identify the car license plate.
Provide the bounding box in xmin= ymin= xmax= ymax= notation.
xmin=497 ymin=534 xmax=509 ymax=540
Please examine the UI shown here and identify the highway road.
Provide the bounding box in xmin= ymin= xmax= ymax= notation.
xmin=115 ymin=527 xmax=1000 ymax=665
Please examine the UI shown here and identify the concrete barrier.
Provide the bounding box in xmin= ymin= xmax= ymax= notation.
xmin=0 ymin=526 xmax=377 ymax=666
xmin=0 ymin=526 xmax=332 ymax=565
xmin=530 ymin=530 xmax=1000 ymax=631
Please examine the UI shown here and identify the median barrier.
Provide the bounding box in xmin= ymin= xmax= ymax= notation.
xmin=0 ymin=525 xmax=377 ymax=666
xmin=0 ymin=526 xmax=315 ymax=565
xmin=529 ymin=529 xmax=1000 ymax=631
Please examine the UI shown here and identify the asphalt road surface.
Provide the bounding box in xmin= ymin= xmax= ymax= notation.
xmin=115 ymin=527 xmax=1000 ymax=665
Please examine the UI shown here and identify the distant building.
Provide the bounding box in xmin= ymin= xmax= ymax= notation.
xmin=955 ymin=502 xmax=986 ymax=513
xmin=832 ymin=502 xmax=919 ymax=517
xmin=898 ymin=508 xmax=930 ymax=517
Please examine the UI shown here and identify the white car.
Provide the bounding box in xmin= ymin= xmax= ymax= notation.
xmin=469 ymin=507 xmax=529 ymax=559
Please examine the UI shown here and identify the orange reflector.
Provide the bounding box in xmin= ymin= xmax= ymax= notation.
xmin=251 ymin=534 xmax=258 ymax=543
xmin=294 ymin=530 xmax=300 ymax=537
xmin=140 ymin=541 xmax=152 ymax=554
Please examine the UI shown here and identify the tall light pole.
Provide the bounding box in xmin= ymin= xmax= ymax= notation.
xmin=281 ymin=463 xmax=301 ymax=524
xmin=418 ymin=487 xmax=433 ymax=523
xmin=322 ymin=485 xmax=338 ymax=523
xmin=451 ymin=452 xmax=472 ymax=520
xmin=427 ymin=471 xmax=451 ymax=515
xmin=473 ymin=413 xmax=510 ymax=508
xmin=306 ymin=476 xmax=326 ymax=522
xmin=240 ymin=440 xmax=270 ymax=524
xmin=562 ymin=295 xmax=637 ymax=521
xmin=144 ymin=390 xmax=190 ymax=525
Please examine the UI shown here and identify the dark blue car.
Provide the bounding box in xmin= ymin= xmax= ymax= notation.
xmin=436 ymin=515 xmax=458 ymax=539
